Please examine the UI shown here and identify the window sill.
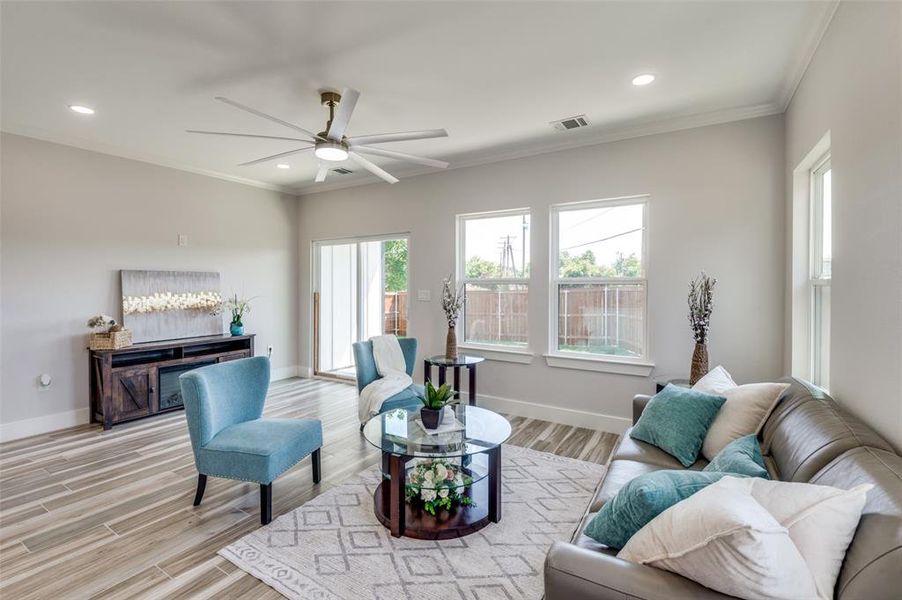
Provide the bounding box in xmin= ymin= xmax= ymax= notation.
xmin=543 ymin=353 xmax=654 ymax=376
xmin=457 ymin=344 xmax=535 ymax=364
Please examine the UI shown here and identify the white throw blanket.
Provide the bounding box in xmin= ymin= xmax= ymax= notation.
xmin=358 ymin=335 xmax=413 ymax=422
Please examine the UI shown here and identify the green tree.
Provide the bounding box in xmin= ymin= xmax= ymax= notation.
xmin=559 ymin=250 xmax=606 ymax=277
xmin=613 ymin=252 xmax=641 ymax=277
xmin=383 ymin=239 xmax=408 ymax=292
xmin=465 ymin=256 xmax=501 ymax=279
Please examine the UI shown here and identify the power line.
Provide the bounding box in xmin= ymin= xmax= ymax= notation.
xmin=561 ymin=227 xmax=643 ymax=252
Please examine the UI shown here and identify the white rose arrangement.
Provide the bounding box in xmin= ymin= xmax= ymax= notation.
xmin=405 ymin=458 xmax=474 ymax=515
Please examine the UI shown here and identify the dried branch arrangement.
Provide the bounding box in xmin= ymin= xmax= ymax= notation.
xmin=688 ymin=272 xmax=717 ymax=344
xmin=441 ymin=275 xmax=465 ymax=328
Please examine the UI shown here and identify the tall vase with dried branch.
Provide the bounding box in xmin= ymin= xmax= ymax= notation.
xmin=688 ymin=272 xmax=717 ymax=385
xmin=441 ymin=275 xmax=465 ymax=360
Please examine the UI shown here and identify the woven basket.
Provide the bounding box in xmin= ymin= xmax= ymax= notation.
xmin=89 ymin=329 xmax=133 ymax=350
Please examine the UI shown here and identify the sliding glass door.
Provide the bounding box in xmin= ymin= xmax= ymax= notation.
xmin=314 ymin=236 xmax=409 ymax=378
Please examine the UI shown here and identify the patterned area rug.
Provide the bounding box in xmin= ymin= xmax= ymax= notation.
xmin=220 ymin=444 xmax=606 ymax=600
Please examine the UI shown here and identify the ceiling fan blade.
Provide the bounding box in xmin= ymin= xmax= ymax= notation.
xmin=348 ymin=151 xmax=399 ymax=184
xmin=186 ymin=130 xmax=311 ymax=143
xmin=215 ymin=96 xmax=324 ymax=141
xmin=315 ymin=164 xmax=329 ymax=183
xmin=238 ymin=146 xmax=313 ymax=167
xmin=326 ymin=87 xmax=360 ymax=142
xmin=352 ymin=145 xmax=448 ymax=169
xmin=347 ymin=129 xmax=448 ymax=146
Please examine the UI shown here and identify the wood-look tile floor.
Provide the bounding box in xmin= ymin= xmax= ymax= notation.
xmin=0 ymin=378 xmax=619 ymax=599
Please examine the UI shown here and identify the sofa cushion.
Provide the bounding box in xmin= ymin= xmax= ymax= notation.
xmin=614 ymin=428 xmax=709 ymax=470
xmin=703 ymin=434 xmax=769 ymax=479
xmin=572 ymin=510 xmax=618 ymax=555
xmin=583 ymin=469 xmax=741 ymax=550
xmin=630 ymin=384 xmax=726 ymax=467
xmin=761 ymin=379 xmax=893 ymax=482
xmin=809 ymin=446 xmax=902 ymax=600
xmin=197 ymin=417 xmax=323 ymax=483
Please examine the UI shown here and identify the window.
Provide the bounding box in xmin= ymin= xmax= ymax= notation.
xmin=810 ymin=155 xmax=831 ymax=389
xmin=550 ymin=196 xmax=648 ymax=361
xmin=457 ymin=209 xmax=530 ymax=347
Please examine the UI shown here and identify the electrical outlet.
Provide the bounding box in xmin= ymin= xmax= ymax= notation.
xmin=178 ymin=234 xmax=188 ymax=247
xmin=417 ymin=289 xmax=431 ymax=301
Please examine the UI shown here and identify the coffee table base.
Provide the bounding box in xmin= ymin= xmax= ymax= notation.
xmin=373 ymin=476 xmax=492 ymax=540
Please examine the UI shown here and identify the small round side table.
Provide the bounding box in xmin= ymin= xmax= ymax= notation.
xmin=423 ymin=355 xmax=485 ymax=405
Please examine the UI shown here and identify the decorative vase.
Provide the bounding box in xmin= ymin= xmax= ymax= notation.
xmin=420 ymin=407 xmax=443 ymax=430
xmin=446 ymin=325 xmax=458 ymax=360
xmin=690 ymin=342 xmax=709 ymax=385
xmin=230 ymin=322 xmax=244 ymax=336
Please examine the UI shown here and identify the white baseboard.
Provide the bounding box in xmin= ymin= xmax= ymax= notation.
xmin=297 ymin=366 xmax=314 ymax=378
xmin=468 ymin=392 xmax=631 ymax=435
xmin=271 ymin=365 xmax=301 ymax=381
xmin=0 ymin=407 xmax=91 ymax=443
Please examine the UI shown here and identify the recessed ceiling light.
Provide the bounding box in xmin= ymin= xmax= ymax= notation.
xmin=69 ymin=105 xmax=95 ymax=115
xmin=276 ymin=163 xmax=290 ymax=169
xmin=632 ymin=74 xmax=655 ymax=86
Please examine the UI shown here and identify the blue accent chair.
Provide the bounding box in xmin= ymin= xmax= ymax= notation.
xmin=179 ymin=356 xmax=323 ymax=525
xmin=352 ymin=337 xmax=424 ymax=421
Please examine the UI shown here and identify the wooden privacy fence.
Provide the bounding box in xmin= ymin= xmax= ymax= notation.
xmin=384 ymin=292 xmax=408 ymax=336
xmin=462 ymin=285 xmax=644 ymax=355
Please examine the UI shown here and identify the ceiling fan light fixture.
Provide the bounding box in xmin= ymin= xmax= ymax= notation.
xmin=315 ymin=140 xmax=349 ymax=162
xmin=632 ymin=74 xmax=656 ymax=86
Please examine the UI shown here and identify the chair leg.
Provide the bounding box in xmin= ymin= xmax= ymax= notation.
xmin=193 ymin=474 xmax=207 ymax=506
xmin=312 ymin=448 xmax=322 ymax=484
xmin=260 ymin=483 xmax=272 ymax=525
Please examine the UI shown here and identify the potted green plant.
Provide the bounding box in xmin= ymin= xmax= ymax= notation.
xmin=213 ymin=294 xmax=255 ymax=336
xmin=419 ymin=381 xmax=455 ymax=429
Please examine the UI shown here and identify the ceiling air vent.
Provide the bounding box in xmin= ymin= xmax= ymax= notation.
xmin=550 ymin=115 xmax=590 ymax=131
xmin=332 ymin=167 xmax=353 ymax=175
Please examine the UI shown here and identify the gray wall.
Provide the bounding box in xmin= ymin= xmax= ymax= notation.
xmin=0 ymin=133 xmax=300 ymax=439
xmin=298 ymin=115 xmax=787 ymax=430
xmin=785 ymin=1 xmax=902 ymax=450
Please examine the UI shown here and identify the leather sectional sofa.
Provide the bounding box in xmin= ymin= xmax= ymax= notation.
xmin=544 ymin=377 xmax=902 ymax=599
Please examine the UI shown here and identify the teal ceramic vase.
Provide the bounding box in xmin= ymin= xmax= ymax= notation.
xmin=230 ymin=322 xmax=244 ymax=336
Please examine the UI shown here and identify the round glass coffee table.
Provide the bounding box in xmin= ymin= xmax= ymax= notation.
xmin=362 ymin=404 xmax=511 ymax=539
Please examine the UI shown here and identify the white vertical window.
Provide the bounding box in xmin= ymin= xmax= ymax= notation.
xmin=457 ymin=209 xmax=530 ymax=347
xmin=550 ymin=196 xmax=648 ymax=361
xmin=810 ymin=156 xmax=831 ymax=389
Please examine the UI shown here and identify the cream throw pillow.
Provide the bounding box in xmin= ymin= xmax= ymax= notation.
xmin=618 ymin=477 xmax=819 ymax=600
xmin=693 ymin=367 xmax=788 ymax=460
xmin=619 ymin=476 xmax=873 ymax=600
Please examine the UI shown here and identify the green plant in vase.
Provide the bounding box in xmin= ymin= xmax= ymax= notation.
xmin=418 ymin=381 xmax=455 ymax=429
xmin=213 ymin=293 xmax=255 ymax=336
xmin=405 ymin=459 xmax=474 ymax=515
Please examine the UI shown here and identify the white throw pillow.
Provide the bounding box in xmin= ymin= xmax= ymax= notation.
xmin=619 ymin=476 xmax=873 ymax=600
xmin=695 ymin=377 xmax=789 ymax=460
xmin=692 ymin=365 xmax=737 ymax=394
xmin=730 ymin=477 xmax=873 ymax=599
xmin=618 ymin=477 xmax=819 ymax=600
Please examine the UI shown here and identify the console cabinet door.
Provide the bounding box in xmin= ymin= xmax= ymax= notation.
xmin=111 ymin=367 xmax=154 ymax=422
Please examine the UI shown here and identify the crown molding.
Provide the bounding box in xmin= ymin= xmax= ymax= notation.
xmin=777 ymin=0 xmax=840 ymax=111
xmin=0 ymin=125 xmax=296 ymax=194
xmin=294 ymin=101 xmax=783 ymax=196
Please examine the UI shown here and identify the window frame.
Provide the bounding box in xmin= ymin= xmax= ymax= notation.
xmin=455 ymin=207 xmax=532 ymax=353
xmin=546 ymin=195 xmax=652 ymax=374
xmin=809 ymin=154 xmax=831 ymax=389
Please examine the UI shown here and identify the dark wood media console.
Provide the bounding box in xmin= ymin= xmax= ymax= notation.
xmin=89 ymin=334 xmax=255 ymax=429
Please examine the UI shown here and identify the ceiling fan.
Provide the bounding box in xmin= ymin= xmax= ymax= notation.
xmin=187 ymin=88 xmax=449 ymax=184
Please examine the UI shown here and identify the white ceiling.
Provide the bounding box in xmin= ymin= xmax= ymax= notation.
xmin=1 ymin=1 xmax=836 ymax=194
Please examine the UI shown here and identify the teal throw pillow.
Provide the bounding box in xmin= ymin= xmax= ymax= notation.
xmin=630 ymin=384 xmax=726 ymax=467
xmin=703 ymin=434 xmax=769 ymax=479
xmin=583 ymin=470 xmax=743 ymax=549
